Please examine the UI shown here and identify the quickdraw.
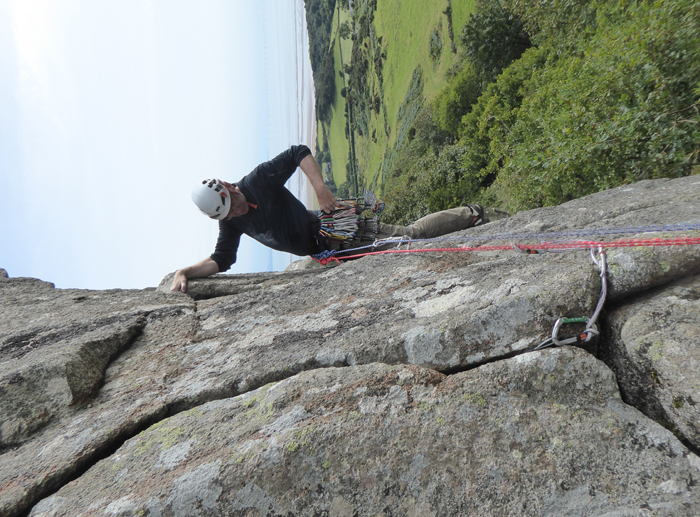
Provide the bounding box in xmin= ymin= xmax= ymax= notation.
xmin=535 ymin=246 xmax=607 ymax=350
xmin=318 ymin=189 xmax=385 ymax=245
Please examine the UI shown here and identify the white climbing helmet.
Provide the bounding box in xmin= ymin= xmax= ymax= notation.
xmin=191 ymin=179 xmax=231 ymax=220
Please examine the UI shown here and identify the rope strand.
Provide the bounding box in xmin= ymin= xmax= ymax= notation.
xmin=313 ymin=236 xmax=700 ymax=265
xmin=313 ymin=221 xmax=700 ymax=262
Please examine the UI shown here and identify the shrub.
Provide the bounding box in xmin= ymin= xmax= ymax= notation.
xmin=433 ymin=63 xmax=483 ymax=137
xmin=460 ymin=0 xmax=532 ymax=83
xmin=493 ymin=0 xmax=700 ymax=211
xmin=429 ymin=22 xmax=444 ymax=68
xmin=305 ymin=0 xmax=338 ymax=124
xmin=382 ymin=0 xmax=700 ymax=221
xmin=383 ymin=144 xmax=481 ymax=224
xmin=336 ymin=181 xmax=350 ymax=199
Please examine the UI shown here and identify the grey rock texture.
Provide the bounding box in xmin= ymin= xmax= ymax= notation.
xmin=284 ymin=257 xmax=329 ymax=271
xmin=1 ymin=175 xmax=699 ymax=517
xmin=0 ymin=279 xmax=195 ymax=514
xmin=0 ymin=279 xmax=192 ymax=448
xmin=485 ymin=206 xmax=510 ymax=222
xmin=26 ymin=352 xmax=700 ymax=517
xmin=604 ymin=275 xmax=700 ymax=452
xmin=156 ymin=268 xmax=326 ymax=300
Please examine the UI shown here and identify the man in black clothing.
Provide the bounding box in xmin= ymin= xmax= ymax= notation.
xmin=171 ymin=145 xmax=335 ymax=292
xmin=171 ymin=145 xmax=486 ymax=293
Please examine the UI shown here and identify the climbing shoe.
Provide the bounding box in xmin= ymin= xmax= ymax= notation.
xmin=468 ymin=204 xmax=489 ymax=226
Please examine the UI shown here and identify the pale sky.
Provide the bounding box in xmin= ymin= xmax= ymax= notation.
xmin=0 ymin=0 xmax=316 ymax=289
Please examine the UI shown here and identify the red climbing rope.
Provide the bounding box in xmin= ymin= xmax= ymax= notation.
xmin=313 ymin=236 xmax=700 ymax=266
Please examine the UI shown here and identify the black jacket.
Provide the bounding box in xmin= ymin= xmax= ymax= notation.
xmin=210 ymin=145 xmax=315 ymax=272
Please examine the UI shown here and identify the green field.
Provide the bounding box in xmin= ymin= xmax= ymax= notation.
xmin=323 ymin=4 xmax=352 ymax=189
xmin=375 ymin=0 xmax=453 ymax=139
xmin=450 ymin=0 xmax=476 ymax=39
xmin=321 ymin=0 xmax=476 ymax=195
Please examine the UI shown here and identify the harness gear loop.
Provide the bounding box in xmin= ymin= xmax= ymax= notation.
xmin=316 ymin=192 xmax=384 ymax=246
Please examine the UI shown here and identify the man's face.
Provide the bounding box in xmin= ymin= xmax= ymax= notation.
xmin=221 ymin=182 xmax=249 ymax=218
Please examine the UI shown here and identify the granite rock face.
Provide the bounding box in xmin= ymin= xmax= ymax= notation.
xmin=27 ymin=352 xmax=700 ymax=517
xmin=604 ymin=275 xmax=700 ymax=451
xmin=0 ymin=279 xmax=192 ymax=448
xmin=1 ymin=176 xmax=700 ymax=517
xmin=157 ymin=269 xmax=326 ymax=300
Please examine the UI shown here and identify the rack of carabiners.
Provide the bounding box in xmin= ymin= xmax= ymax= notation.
xmin=318 ymin=190 xmax=385 ymax=244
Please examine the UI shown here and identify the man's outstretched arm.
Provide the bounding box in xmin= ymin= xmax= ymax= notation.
xmin=171 ymin=257 xmax=220 ymax=293
xmin=299 ymin=154 xmax=337 ymax=213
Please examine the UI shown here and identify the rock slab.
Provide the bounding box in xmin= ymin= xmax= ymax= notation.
xmin=29 ymin=351 xmax=700 ymax=517
xmin=1 ymin=176 xmax=700 ymax=516
xmin=604 ymin=274 xmax=700 ymax=451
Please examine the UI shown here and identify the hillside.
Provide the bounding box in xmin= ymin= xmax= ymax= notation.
xmin=308 ymin=0 xmax=700 ymax=224
xmin=310 ymin=0 xmax=476 ymax=198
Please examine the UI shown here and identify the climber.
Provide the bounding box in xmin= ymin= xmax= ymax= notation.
xmin=170 ymin=144 xmax=487 ymax=293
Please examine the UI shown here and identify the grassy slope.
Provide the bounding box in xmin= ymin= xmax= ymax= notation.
xmin=450 ymin=0 xmax=476 ymax=38
xmin=376 ymin=0 xmax=451 ymax=142
xmin=358 ymin=0 xmax=452 ymax=189
xmin=323 ymin=0 xmax=476 ymax=193
xmin=326 ymin=5 xmax=351 ymax=188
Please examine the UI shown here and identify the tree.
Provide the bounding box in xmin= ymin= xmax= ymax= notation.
xmin=339 ymin=20 xmax=353 ymax=40
xmin=460 ymin=1 xmax=531 ymax=83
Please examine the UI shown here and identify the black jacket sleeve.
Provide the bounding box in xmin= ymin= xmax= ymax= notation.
xmin=250 ymin=145 xmax=312 ymax=190
xmin=210 ymin=223 xmax=242 ymax=272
